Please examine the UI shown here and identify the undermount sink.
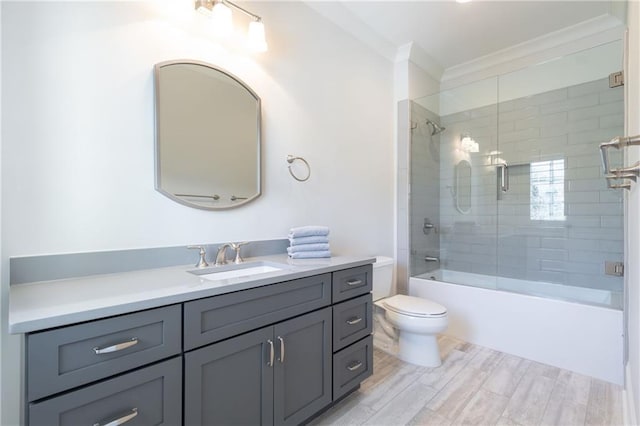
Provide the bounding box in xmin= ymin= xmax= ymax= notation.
xmin=189 ymin=261 xmax=292 ymax=281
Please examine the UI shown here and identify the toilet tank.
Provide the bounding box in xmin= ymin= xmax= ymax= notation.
xmin=372 ymin=256 xmax=394 ymax=301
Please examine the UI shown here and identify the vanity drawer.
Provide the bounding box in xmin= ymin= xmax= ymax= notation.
xmin=332 ymin=335 xmax=373 ymax=400
xmin=332 ymin=265 xmax=372 ymax=303
xmin=28 ymin=356 xmax=182 ymax=426
xmin=333 ymin=293 xmax=373 ymax=352
xmin=184 ymin=273 xmax=331 ymax=350
xmin=27 ymin=304 xmax=181 ymax=402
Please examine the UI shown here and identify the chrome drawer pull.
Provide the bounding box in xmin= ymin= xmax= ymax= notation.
xmin=93 ymin=407 xmax=138 ymax=426
xmin=346 ymin=361 xmax=363 ymax=371
xmin=267 ymin=340 xmax=274 ymax=367
xmin=277 ymin=336 xmax=285 ymax=363
xmin=346 ymin=279 xmax=363 ymax=286
xmin=346 ymin=317 xmax=363 ymax=325
xmin=93 ymin=338 xmax=138 ymax=355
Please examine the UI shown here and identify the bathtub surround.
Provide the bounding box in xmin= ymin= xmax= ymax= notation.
xmin=407 ymin=74 xmax=625 ymax=308
xmin=437 ymin=77 xmax=624 ymax=301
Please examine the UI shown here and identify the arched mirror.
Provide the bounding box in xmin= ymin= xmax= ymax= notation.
xmin=154 ymin=60 xmax=261 ymax=210
xmin=454 ymin=159 xmax=472 ymax=214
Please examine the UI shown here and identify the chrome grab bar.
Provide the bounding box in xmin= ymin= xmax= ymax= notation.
xmin=600 ymin=135 xmax=640 ymax=189
xmin=93 ymin=408 xmax=138 ymax=426
xmin=93 ymin=338 xmax=138 ymax=355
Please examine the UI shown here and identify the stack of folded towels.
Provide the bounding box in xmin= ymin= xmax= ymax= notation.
xmin=287 ymin=226 xmax=331 ymax=259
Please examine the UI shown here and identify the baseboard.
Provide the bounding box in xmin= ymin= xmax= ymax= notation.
xmin=624 ymin=364 xmax=639 ymax=426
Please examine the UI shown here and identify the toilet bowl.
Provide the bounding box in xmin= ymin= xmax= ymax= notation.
xmin=373 ymin=257 xmax=448 ymax=367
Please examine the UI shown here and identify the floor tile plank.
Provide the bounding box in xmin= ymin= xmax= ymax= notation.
xmin=311 ymin=342 xmax=622 ymax=426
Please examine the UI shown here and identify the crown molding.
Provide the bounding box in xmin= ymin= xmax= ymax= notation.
xmin=441 ymin=13 xmax=625 ymax=87
xmin=304 ymin=1 xmax=397 ymax=63
xmin=408 ymin=43 xmax=444 ymax=81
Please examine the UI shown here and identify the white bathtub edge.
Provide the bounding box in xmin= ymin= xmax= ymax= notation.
xmin=410 ymin=277 xmax=624 ymax=385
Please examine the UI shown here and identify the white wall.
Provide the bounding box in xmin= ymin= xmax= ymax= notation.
xmin=0 ymin=2 xmax=394 ymax=424
xmin=625 ymin=1 xmax=640 ymax=423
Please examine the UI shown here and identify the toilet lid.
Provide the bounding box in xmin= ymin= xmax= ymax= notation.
xmin=382 ymin=295 xmax=447 ymax=317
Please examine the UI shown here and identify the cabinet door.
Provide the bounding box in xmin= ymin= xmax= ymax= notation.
xmin=184 ymin=327 xmax=274 ymax=426
xmin=273 ymin=307 xmax=332 ymax=426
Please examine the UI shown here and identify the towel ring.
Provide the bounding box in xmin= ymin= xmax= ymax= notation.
xmin=287 ymin=155 xmax=311 ymax=182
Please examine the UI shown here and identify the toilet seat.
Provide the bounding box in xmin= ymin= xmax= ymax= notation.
xmin=382 ymin=295 xmax=447 ymax=318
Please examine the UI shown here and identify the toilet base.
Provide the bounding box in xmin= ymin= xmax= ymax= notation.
xmin=398 ymin=332 xmax=441 ymax=367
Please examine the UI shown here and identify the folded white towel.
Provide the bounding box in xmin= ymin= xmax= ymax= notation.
xmin=287 ymin=243 xmax=331 ymax=254
xmin=289 ymin=235 xmax=330 ymax=246
xmin=288 ymin=226 xmax=330 ymax=238
xmin=288 ymin=250 xmax=331 ymax=259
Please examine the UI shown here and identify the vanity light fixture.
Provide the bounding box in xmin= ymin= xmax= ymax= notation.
xmin=461 ymin=134 xmax=479 ymax=153
xmin=195 ymin=0 xmax=268 ymax=52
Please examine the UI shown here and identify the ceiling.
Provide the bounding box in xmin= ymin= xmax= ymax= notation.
xmin=308 ymin=1 xmax=625 ymax=76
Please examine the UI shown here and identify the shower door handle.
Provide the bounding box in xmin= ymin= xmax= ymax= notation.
xmin=500 ymin=164 xmax=509 ymax=192
xmin=497 ymin=164 xmax=509 ymax=199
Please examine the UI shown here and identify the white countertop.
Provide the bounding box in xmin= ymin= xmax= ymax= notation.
xmin=9 ymin=254 xmax=375 ymax=334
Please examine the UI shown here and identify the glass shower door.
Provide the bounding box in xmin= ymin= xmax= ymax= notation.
xmin=495 ymin=40 xmax=625 ymax=308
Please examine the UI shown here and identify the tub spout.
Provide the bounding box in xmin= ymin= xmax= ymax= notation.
xmin=424 ymin=256 xmax=440 ymax=262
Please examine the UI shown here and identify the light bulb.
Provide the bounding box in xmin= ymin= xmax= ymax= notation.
xmin=211 ymin=1 xmax=232 ymax=37
xmin=247 ymin=20 xmax=268 ymax=52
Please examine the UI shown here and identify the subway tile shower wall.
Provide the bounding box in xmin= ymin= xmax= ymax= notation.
xmin=434 ymin=78 xmax=623 ymax=300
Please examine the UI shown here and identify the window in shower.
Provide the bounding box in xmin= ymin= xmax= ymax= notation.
xmin=530 ymin=159 xmax=565 ymax=221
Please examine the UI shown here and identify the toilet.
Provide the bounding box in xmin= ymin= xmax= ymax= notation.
xmin=373 ymin=256 xmax=448 ymax=367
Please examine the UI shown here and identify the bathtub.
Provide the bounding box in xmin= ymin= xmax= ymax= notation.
xmin=410 ymin=270 xmax=624 ymax=384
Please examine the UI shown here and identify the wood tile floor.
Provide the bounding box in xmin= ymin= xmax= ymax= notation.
xmin=311 ymin=336 xmax=624 ymax=426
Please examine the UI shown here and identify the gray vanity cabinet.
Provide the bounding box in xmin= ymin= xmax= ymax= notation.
xmin=24 ymin=262 xmax=374 ymax=426
xmin=184 ymin=307 xmax=332 ymax=426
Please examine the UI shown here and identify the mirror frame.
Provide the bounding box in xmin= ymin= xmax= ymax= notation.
xmin=153 ymin=59 xmax=262 ymax=210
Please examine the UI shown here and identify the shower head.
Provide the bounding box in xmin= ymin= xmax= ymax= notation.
xmin=426 ymin=119 xmax=446 ymax=135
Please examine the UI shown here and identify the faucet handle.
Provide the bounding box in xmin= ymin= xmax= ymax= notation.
xmin=230 ymin=242 xmax=249 ymax=264
xmin=187 ymin=245 xmax=209 ymax=268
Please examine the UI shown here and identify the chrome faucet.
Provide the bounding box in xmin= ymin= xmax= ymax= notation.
xmin=187 ymin=245 xmax=209 ymax=268
xmin=214 ymin=244 xmax=232 ymax=266
xmin=230 ymin=242 xmax=248 ymax=264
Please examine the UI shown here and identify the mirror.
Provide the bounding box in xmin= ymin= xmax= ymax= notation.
xmin=154 ymin=60 xmax=261 ymax=210
xmin=454 ymin=160 xmax=472 ymax=214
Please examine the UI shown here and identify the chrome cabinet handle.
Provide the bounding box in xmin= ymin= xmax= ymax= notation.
xmin=346 ymin=361 xmax=363 ymax=371
xmin=346 ymin=279 xmax=363 ymax=286
xmin=346 ymin=317 xmax=363 ymax=325
xmin=277 ymin=336 xmax=285 ymax=363
xmin=93 ymin=408 xmax=138 ymax=426
xmin=93 ymin=338 xmax=138 ymax=355
xmin=267 ymin=340 xmax=274 ymax=367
